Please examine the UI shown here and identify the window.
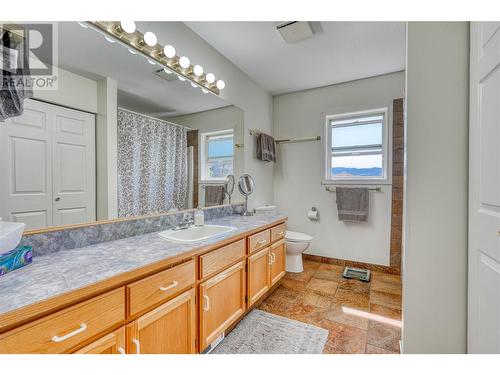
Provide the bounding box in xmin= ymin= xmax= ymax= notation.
xmin=201 ymin=130 xmax=234 ymax=181
xmin=324 ymin=108 xmax=389 ymax=183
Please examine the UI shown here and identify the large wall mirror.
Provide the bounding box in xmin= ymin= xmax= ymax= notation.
xmin=0 ymin=22 xmax=244 ymax=231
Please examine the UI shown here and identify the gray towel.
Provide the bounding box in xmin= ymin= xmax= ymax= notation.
xmin=256 ymin=133 xmax=276 ymax=162
xmin=335 ymin=187 xmax=369 ymax=222
xmin=0 ymin=28 xmax=33 ymax=121
xmin=205 ymin=185 xmax=225 ymax=207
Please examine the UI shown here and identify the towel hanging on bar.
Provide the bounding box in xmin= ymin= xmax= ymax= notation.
xmin=335 ymin=187 xmax=370 ymax=222
xmin=255 ymin=132 xmax=276 ymax=162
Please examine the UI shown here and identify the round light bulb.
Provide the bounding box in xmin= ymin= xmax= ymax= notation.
xmin=216 ymin=80 xmax=225 ymax=90
xmin=120 ymin=21 xmax=136 ymax=34
xmin=178 ymin=75 xmax=186 ymax=81
xmin=193 ymin=64 xmax=204 ymax=77
xmin=143 ymin=32 xmax=157 ymax=47
xmin=163 ymin=45 xmax=176 ymax=59
xmin=205 ymin=73 xmax=215 ymax=84
xmin=105 ymin=36 xmax=116 ymax=43
xmin=179 ymin=56 xmax=190 ymax=69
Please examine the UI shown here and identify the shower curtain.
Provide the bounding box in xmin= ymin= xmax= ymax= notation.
xmin=117 ymin=109 xmax=188 ymax=217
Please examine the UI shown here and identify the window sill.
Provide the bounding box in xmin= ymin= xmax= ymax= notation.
xmin=321 ymin=179 xmax=392 ymax=186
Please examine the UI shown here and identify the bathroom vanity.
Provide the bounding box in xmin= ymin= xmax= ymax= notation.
xmin=0 ymin=213 xmax=287 ymax=354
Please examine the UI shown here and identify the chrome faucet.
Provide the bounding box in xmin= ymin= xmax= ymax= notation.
xmin=174 ymin=213 xmax=193 ymax=231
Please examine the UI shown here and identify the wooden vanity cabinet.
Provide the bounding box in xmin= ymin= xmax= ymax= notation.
xmin=247 ymin=247 xmax=271 ymax=307
xmin=270 ymin=240 xmax=286 ymax=285
xmin=126 ymin=289 xmax=196 ymax=354
xmin=198 ymin=260 xmax=246 ymax=352
xmin=74 ymin=327 xmax=125 ymax=354
xmin=127 ymin=289 xmax=197 ymax=354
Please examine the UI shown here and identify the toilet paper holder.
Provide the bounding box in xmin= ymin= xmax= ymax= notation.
xmin=308 ymin=207 xmax=319 ymax=221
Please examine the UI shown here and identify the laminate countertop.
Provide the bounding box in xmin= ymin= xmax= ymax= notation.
xmin=0 ymin=214 xmax=286 ymax=319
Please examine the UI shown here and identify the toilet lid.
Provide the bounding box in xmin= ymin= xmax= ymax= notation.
xmin=286 ymin=230 xmax=313 ymax=242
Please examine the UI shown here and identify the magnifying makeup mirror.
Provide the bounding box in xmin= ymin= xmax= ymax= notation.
xmin=238 ymin=174 xmax=255 ymax=216
xmin=224 ymin=175 xmax=235 ymax=204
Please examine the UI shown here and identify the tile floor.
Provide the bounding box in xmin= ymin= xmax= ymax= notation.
xmin=259 ymin=260 xmax=402 ymax=354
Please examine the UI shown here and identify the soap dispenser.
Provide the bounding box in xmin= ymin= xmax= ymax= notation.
xmin=194 ymin=207 xmax=204 ymax=226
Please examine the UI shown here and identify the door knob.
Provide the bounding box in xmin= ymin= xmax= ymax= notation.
xmin=54 ymin=197 xmax=60 ymax=202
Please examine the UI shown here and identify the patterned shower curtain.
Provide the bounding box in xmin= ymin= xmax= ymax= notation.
xmin=117 ymin=109 xmax=188 ymax=217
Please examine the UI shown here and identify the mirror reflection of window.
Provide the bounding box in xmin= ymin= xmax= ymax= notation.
xmin=202 ymin=130 xmax=234 ymax=181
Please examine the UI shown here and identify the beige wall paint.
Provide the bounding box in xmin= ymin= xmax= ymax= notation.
xmin=273 ymin=72 xmax=405 ymax=266
xmin=403 ymin=22 xmax=469 ymax=353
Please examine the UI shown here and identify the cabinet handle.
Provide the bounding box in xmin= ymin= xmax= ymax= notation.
xmin=277 ymin=231 xmax=284 ymax=236
xmin=268 ymin=253 xmax=273 ymax=265
xmin=51 ymin=323 xmax=87 ymax=343
xmin=117 ymin=347 xmax=126 ymax=354
xmin=159 ymin=281 xmax=178 ymax=291
xmin=271 ymin=252 xmax=276 ymax=263
xmin=203 ymin=295 xmax=210 ymax=311
xmin=257 ymin=239 xmax=267 ymax=244
xmin=132 ymin=338 xmax=140 ymax=354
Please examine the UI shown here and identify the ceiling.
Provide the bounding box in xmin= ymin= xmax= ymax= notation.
xmin=57 ymin=22 xmax=229 ymax=118
xmin=185 ymin=22 xmax=406 ymax=95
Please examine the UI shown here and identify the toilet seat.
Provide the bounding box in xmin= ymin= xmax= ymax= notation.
xmin=285 ymin=230 xmax=313 ymax=243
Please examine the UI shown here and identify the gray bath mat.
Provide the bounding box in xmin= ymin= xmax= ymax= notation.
xmin=211 ymin=309 xmax=329 ymax=354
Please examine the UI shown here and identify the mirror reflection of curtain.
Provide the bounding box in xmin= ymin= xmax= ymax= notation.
xmin=117 ymin=109 xmax=187 ymax=217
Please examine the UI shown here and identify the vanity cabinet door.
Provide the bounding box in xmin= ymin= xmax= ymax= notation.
xmin=126 ymin=289 xmax=196 ymax=354
xmin=74 ymin=327 xmax=125 ymax=354
xmin=247 ymin=247 xmax=271 ymax=307
xmin=199 ymin=260 xmax=246 ymax=351
xmin=270 ymin=240 xmax=286 ymax=286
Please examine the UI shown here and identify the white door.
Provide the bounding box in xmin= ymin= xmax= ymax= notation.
xmin=0 ymin=99 xmax=96 ymax=230
xmin=469 ymin=22 xmax=500 ymax=354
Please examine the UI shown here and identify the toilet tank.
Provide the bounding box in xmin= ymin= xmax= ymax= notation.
xmin=254 ymin=205 xmax=278 ymax=215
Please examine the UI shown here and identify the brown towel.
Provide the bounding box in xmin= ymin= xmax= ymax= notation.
xmin=335 ymin=187 xmax=369 ymax=222
xmin=205 ymin=185 xmax=225 ymax=207
xmin=256 ymin=133 xmax=276 ymax=162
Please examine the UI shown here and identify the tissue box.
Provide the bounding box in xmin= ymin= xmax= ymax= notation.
xmin=0 ymin=245 xmax=33 ymax=277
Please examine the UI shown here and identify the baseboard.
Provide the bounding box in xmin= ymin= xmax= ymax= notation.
xmin=303 ymin=254 xmax=400 ymax=275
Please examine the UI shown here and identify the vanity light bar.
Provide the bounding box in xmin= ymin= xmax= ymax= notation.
xmin=85 ymin=21 xmax=223 ymax=95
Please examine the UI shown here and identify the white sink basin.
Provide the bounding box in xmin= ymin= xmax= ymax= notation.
xmin=0 ymin=219 xmax=25 ymax=254
xmin=158 ymin=225 xmax=237 ymax=243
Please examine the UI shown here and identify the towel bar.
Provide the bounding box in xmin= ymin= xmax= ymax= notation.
xmin=325 ymin=187 xmax=382 ymax=192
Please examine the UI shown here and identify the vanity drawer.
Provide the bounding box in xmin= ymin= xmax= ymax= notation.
xmin=0 ymin=288 xmax=125 ymax=354
xmin=200 ymin=239 xmax=246 ymax=279
xmin=127 ymin=259 xmax=195 ymax=316
xmin=248 ymin=229 xmax=271 ymax=254
xmin=271 ymin=223 xmax=286 ymax=242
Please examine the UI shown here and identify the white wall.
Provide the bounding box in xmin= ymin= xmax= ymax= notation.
xmin=168 ymin=105 xmax=245 ymax=206
xmin=142 ymin=22 xmax=274 ymax=209
xmin=33 ymin=67 xmax=97 ymax=113
xmin=273 ymin=72 xmax=405 ymax=266
xmin=403 ymin=22 xmax=469 ymax=353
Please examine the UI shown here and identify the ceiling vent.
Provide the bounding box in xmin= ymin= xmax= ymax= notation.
xmin=153 ymin=68 xmax=178 ymax=82
xmin=276 ymin=21 xmax=314 ymax=44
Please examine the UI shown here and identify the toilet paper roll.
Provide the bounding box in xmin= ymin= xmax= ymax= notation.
xmin=307 ymin=210 xmax=319 ymax=220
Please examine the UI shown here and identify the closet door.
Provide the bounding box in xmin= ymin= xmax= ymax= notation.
xmin=0 ymin=100 xmax=54 ymax=229
xmin=52 ymin=105 xmax=95 ymax=226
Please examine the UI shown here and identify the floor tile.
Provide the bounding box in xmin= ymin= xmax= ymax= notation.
xmin=321 ymin=320 xmax=367 ymax=354
xmin=306 ymin=278 xmax=338 ymax=297
xmin=271 ymin=285 xmax=301 ymax=303
xmin=303 ymin=260 xmax=321 ymax=271
xmin=371 ymin=278 xmax=402 ymax=295
xmin=370 ymin=290 xmax=402 ymax=310
xmin=333 ymin=289 xmax=370 ymax=311
xmin=338 ymin=278 xmax=370 ymax=294
xmin=314 ymin=265 xmax=344 ymax=282
xmin=284 ymin=269 xmax=315 ymax=283
xmin=280 ymin=278 xmax=307 ymax=292
xmin=296 ymin=290 xmax=333 ymax=309
xmin=366 ymin=321 xmax=401 ymax=353
xmin=286 ymin=302 xmax=328 ymax=326
xmin=365 ymin=344 xmax=398 ymax=354
xmin=258 ymin=296 xmax=292 ymax=317
xmin=369 ymin=303 xmax=402 ymax=321
xmin=323 ymin=303 xmax=369 ymax=330
xmin=371 ymin=272 xmax=401 ymax=285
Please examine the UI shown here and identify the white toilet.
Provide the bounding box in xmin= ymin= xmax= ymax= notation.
xmin=254 ymin=206 xmax=313 ymax=273
xmin=285 ymin=231 xmax=313 ymax=273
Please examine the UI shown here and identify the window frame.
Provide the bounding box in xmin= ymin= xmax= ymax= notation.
xmin=322 ymin=107 xmax=391 ymax=185
xmin=200 ymin=129 xmax=234 ymax=182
